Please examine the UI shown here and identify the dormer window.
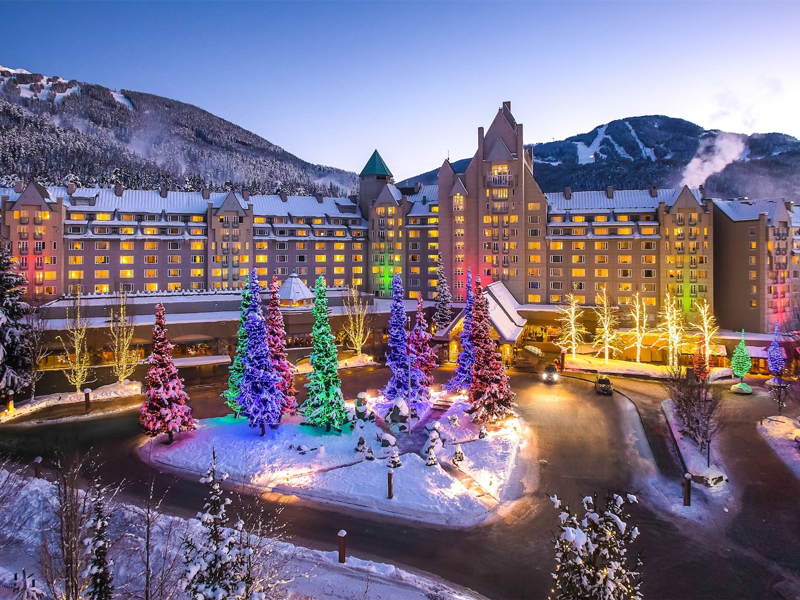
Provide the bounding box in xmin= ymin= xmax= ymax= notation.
xmin=96 ymin=213 xmax=112 ymax=221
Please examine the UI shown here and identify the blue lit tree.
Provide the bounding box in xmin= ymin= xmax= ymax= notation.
xmin=304 ymin=276 xmax=349 ymax=430
xmin=767 ymin=321 xmax=786 ymax=376
xmin=446 ymin=269 xmax=475 ymax=393
xmin=383 ymin=274 xmax=426 ymax=404
xmin=238 ymin=270 xmax=282 ymax=435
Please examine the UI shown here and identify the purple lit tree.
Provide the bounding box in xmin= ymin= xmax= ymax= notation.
xmin=446 ymin=269 xmax=475 ymax=393
xmin=266 ymin=273 xmax=297 ymax=414
xmin=140 ymin=304 xmax=197 ymax=443
xmin=767 ymin=321 xmax=786 ymax=376
xmin=408 ymin=295 xmax=437 ymax=398
xmin=383 ymin=274 xmax=413 ymax=403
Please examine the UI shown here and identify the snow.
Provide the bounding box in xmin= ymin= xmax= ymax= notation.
xmin=662 ymin=399 xmax=727 ymax=485
xmin=0 ymin=381 xmax=142 ymax=423
xmin=172 ymin=355 xmax=231 ymax=368
xmin=757 ymin=416 xmax=800 ymax=481
xmin=565 ymin=354 xmax=732 ymax=381
xmin=295 ymin=353 xmax=378 ymax=374
xmin=625 ymin=121 xmax=657 ymax=161
xmin=574 ymin=124 xmax=608 ymax=164
xmin=110 ymin=90 xmax=133 ymax=110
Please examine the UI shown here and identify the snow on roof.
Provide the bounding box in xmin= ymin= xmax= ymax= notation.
xmin=483 ymin=281 xmax=526 ymax=343
xmin=712 ymin=198 xmax=792 ymax=226
xmin=278 ymin=273 xmax=314 ymax=303
xmin=545 ymin=188 xmax=702 ymax=213
xmin=251 ymin=195 xmax=358 ymax=218
xmin=406 ymin=184 xmax=438 ymax=204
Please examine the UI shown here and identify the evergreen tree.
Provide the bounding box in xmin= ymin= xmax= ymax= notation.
xmin=266 ymin=274 xmax=297 ymax=414
xmin=767 ymin=321 xmax=786 ymax=376
xmin=222 ymin=274 xmax=251 ymax=416
xmin=467 ymin=277 xmax=516 ymax=423
xmin=140 ymin=304 xmax=197 ymax=443
xmin=180 ymin=450 xmax=242 ymax=599
xmin=238 ymin=271 xmax=283 ymax=435
xmin=304 ymin=277 xmax=349 ymax=430
xmin=83 ymin=481 xmax=114 ymax=600
xmin=446 ymin=269 xmax=475 ymax=393
xmin=731 ymin=330 xmax=752 ymax=382
xmin=0 ymin=240 xmax=32 ymax=397
xmin=408 ymin=295 xmax=438 ymax=395
xmin=432 ymin=253 xmax=453 ymax=333
xmin=383 ymin=275 xmax=427 ymax=404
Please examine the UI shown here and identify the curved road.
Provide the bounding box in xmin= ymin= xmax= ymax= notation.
xmin=1 ymin=367 xmax=798 ymax=599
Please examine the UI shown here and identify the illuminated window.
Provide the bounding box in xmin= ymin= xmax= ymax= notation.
xmin=453 ymin=194 xmax=464 ymax=211
xmin=145 ymin=241 xmax=158 ymax=250
xmin=120 ymin=270 xmax=134 ymax=278
xmin=95 ymin=213 xmax=112 ymax=221
xmin=145 ymin=283 xmax=158 ymax=292
xmin=595 ymin=269 xmax=609 ymax=278
xmin=68 ymin=256 xmax=84 ymax=265
xmin=94 ymin=270 xmax=109 ymax=279
xmin=572 ymin=269 xmax=586 ymax=277
xmin=144 ymin=269 xmax=158 ymax=278
xmin=94 ymin=284 xmax=110 ymax=293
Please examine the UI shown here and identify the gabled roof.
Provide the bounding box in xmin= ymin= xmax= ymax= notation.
xmin=485 ymin=137 xmax=515 ymax=162
xmin=545 ymin=188 xmax=703 ymax=214
xmin=449 ymin=178 xmax=469 ymax=198
xmin=11 ymin=181 xmax=53 ymax=210
xmin=360 ymin=150 xmax=393 ymax=178
xmin=214 ymin=190 xmax=248 ymax=216
xmin=375 ymin=184 xmax=403 ymax=205
xmin=433 ymin=281 xmax=525 ymax=345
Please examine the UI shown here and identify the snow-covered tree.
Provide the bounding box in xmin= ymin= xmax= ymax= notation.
xmin=432 ymin=253 xmax=453 ymax=333
xmin=83 ymin=482 xmax=114 ymax=600
xmin=0 ymin=240 xmax=32 ymax=398
xmin=383 ymin=274 xmax=426 ymax=405
xmin=238 ymin=271 xmax=283 ymax=435
xmin=625 ymin=292 xmax=649 ymax=363
xmin=467 ymin=277 xmax=515 ymax=423
xmin=13 ymin=571 xmax=45 ymax=600
xmin=222 ymin=274 xmax=251 ymax=417
xmin=180 ymin=451 xmax=241 ymax=599
xmin=266 ymin=274 xmax=297 ymax=414
xmin=592 ymin=286 xmax=621 ymax=364
xmin=446 ymin=269 xmax=475 ymax=393
xmin=556 ymin=294 xmax=585 ymax=360
xmin=657 ymin=292 xmax=686 ymax=369
xmin=408 ymin=295 xmax=438 ymax=397
xmin=549 ymin=493 xmax=643 ymax=600
xmin=140 ymin=304 xmax=197 ymax=444
xmin=767 ymin=321 xmax=786 ymax=376
xmin=731 ymin=330 xmax=752 ymax=382
xmin=304 ymin=276 xmax=349 ymax=430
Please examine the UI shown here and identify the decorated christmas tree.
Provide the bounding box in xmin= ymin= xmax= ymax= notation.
xmin=446 ymin=269 xmax=475 ymax=393
xmin=238 ymin=270 xmax=283 ymax=435
xmin=383 ymin=275 xmax=427 ymax=405
xmin=222 ymin=273 xmax=251 ymax=416
xmin=266 ymin=274 xmax=297 ymax=414
xmin=304 ymin=276 xmax=349 ymax=430
xmin=731 ymin=330 xmax=752 ymax=382
xmin=466 ymin=277 xmax=516 ymax=423
xmin=692 ymin=343 xmax=710 ymax=382
xmin=767 ymin=321 xmax=786 ymax=376
xmin=408 ymin=295 xmax=438 ymax=394
xmin=0 ymin=240 xmax=32 ymax=398
xmin=432 ymin=253 xmax=453 ymax=333
xmin=140 ymin=304 xmax=197 ymax=443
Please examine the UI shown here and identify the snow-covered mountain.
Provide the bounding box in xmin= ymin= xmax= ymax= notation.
xmin=0 ymin=66 xmax=357 ymax=195
xmin=399 ymin=115 xmax=800 ymax=202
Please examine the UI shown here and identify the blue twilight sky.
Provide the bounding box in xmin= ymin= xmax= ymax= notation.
xmin=2 ymin=1 xmax=799 ymax=180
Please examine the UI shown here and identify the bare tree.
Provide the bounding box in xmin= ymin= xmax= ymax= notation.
xmin=341 ymin=286 xmax=375 ymax=357
xmin=24 ymin=308 xmax=50 ymax=403
xmin=662 ymin=367 xmax=721 ymax=462
xmin=690 ymin=299 xmax=720 ymax=374
xmin=0 ymin=458 xmax=35 ymax=552
xmin=57 ymin=293 xmax=94 ymax=393
xmin=625 ymin=292 xmax=650 ymax=363
xmin=592 ymin=285 xmax=621 ymax=364
xmin=108 ymin=289 xmax=139 ymax=383
xmin=656 ymin=292 xmax=686 ymax=369
xmin=556 ymin=294 xmax=585 ymax=360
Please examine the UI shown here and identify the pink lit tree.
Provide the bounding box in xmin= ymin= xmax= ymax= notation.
xmin=266 ymin=274 xmax=297 ymax=414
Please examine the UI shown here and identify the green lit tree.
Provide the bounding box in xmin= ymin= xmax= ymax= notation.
xmin=731 ymin=330 xmax=752 ymax=382
xmin=303 ymin=277 xmax=349 ymax=430
xmin=222 ymin=274 xmax=251 ymax=417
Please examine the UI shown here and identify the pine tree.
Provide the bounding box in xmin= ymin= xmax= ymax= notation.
xmin=731 ymin=330 xmax=752 ymax=382
xmin=383 ymin=275 xmax=427 ymax=404
xmin=222 ymin=274 xmax=251 ymax=416
xmin=767 ymin=321 xmax=786 ymax=376
xmin=180 ymin=450 xmax=242 ymax=599
xmin=408 ymin=295 xmax=438 ymax=395
xmin=83 ymin=481 xmax=114 ymax=600
xmin=693 ymin=341 xmax=710 ymax=382
xmin=304 ymin=276 xmax=349 ymax=430
xmin=467 ymin=277 xmax=516 ymax=423
xmin=266 ymin=274 xmax=297 ymax=414
xmin=140 ymin=304 xmax=197 ymax=444
xmin=446 ymin=269 xmax=475 ymax=393
xmin=0 ymin=240 xmax=32 ymax=397
xmin=549 ymin=493 xmax=643 ymax=600
xmin=432 ymin=253 xmax=453 ymax=333
xmin=238 ymin=271 xmax=283 ymax=435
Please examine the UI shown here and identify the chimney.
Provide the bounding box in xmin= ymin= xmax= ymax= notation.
xmin=67 ymin=182 xmax=77 ymax=195
xmin=606 ymin=186 xmax=614 ymax=199
xmin=14 ymin=181 xmax=23 ymax=194
xmin=649 ymin=185 xmax=658 ymax=198
xmin=698 ymin=184 xmax=706 ymax=199
xmin=202 ymin=188 xmax=210 ymax=200
xmin=114 ymin=183 xmax=124 ymax=197
xmin=564 ymin=187 xmax=572 ymax=200
xmin=279 ymin=191 xmax=288 ymax=203
xmin=315 ymin=193 xmax=324 ymax=204
xmin=502 ymin=101 xmax=511 ymax=112
xmin=242 ymin=190 xmax=250 ymax=202
xmin=159 ymin=183 xmax=168 ymax=199
xmin=414 ymin=182 xmax=422 ymax=193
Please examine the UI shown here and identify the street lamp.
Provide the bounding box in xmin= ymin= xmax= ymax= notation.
xmin=766 ymin=377 xmax=790 ymax=416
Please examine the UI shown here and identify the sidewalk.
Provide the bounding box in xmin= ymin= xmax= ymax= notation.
xmin=2 ymin=394 xmax=144 ymax=425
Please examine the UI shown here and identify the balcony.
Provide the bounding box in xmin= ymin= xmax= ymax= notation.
xmin=486 ymin=174 xmax=513 ymax=187
xmin=221 ymin=234 xmax=229 ymax=242
xmin=33 ymin=248 xmax=42 ymax=255
xmin=222 ymin=247 xmax=230 ymax=255
xmin=19 ymin=217 xmax=29 ymax=224
xmin=34 ymin=232 xmax=43 ymax=240
xmin=232 ymin=235 xmax=240 ymax=242
xmin=18 ymin=233 xmax=29 ymax=240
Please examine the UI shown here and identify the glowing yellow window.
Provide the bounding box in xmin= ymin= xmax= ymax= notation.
xmin=120 ymin=270 xmax=134 ymax=278
xmin=145 ymin=241 xmax=158 ymax=250
xmin=96 ymin=213 xmax=112 ymax=221
xmin=572 ymin=269 xmax=585 ymax=277
xmin=68 ymin=256 xmax=84 ymax=265
xmin=595 ymin=269 xmax=609 ymax=277
xmin=550 ymin=242 xmax=563 ymax=250
xmin=315 ymin=255 xmax=326 ymax=263
xmin=212 ymin=269 xmax=222 ymax=277
xmin=144 ymin=269 xmax=158 ymax=278
xmin=95 ymin=284 xmax=110 ymax=293
xmin=144 ymin=283 xmax=158 ymax=292
xmin=168 ymin=283 xmax=181 ymax=291
xmin=94 ymin=270 xmax=109 ymax=279
xmin=120 ymin=241 xmax=134 ymax=250
xmin=334 ymin=243 xmax=345 ymax=250
xmin=120 ymin=256 xmax=134 ymax=265
xmin=334 ymin=255 xmax=345 ymax=263
xmin=256 ymin=255 xmax=268 ymax=263
xmin=143 ymin=227 xmax=158 ymax=235
xmin=68 ymin=270 xmax=83 ymax=280
xmin=334 ymin=267 xmax=345 ymax=275
xmin=191 ymin=269 xmax=204 ymax=277
xmin=352 ymin=278 xmax=363 ymax=286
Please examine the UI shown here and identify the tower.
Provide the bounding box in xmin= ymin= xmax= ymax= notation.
xmin=358 ymin=150 xmax=393 ymax=217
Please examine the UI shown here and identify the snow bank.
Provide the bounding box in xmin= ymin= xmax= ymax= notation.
xmin=566 ymin=355 xmax=731 ymax=381
xmin=295 ymin=353 xmax=378 ymax=374
xmin=757 ymin=416 xmax=800 ymax=481
xmin=662 ymin=400 xmax=727 ymax=486
xmin=0 ymin=381 xmax=142 ymax=423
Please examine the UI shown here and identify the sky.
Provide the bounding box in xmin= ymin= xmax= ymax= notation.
xmin=2 ymin=1 xmax=799 ymax=180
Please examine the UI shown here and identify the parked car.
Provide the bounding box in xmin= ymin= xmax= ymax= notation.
xmin=595 ymin=375 xmax=613 ymax=395
xmin=543 ymin=363 xmax=559 ymax=383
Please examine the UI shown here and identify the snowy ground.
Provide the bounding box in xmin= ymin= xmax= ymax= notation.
xmin=757 ymin=415 xmax=800 ymax=481
xmin=0 ymin=381 xmax=142 ymax=423
xmin=566 ymin=355 xmax=732 ymax=381
xmin=0 ymin=468 xmax=483 ymax=600
xmin=295 ymin=353 xmax=378 ymax=374
xmin=662 ymin=400 xmax=727 ymax=486
xmin=141 ymin=398 xmax=526 ymax=527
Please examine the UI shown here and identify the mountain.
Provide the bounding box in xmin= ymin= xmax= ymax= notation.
xmin=398 ymin=115 xmax=800 ymax=202
xmin=0 ymin=66 xmax=357 ymax=196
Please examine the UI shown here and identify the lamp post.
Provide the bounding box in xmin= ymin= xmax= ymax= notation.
xmin=766 ymin=377 xmax=789 ymax=416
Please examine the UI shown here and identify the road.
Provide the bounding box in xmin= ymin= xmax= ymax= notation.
xmin=1 ymin=367 xmax=799 ymax=599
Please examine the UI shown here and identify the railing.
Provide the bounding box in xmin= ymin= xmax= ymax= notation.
xmin=18 ymin=233 xmax=28 ymax=240
xmin=19 ymin=217 xmax=29 ymax=224
xmin=486 ymin=174 xmax=513 ymax=187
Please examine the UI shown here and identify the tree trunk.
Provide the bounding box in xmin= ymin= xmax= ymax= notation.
xmin=167 ymin=431 xmax=174 ymax=444
xmin=260 ymin=423 xmax=265 ymax=437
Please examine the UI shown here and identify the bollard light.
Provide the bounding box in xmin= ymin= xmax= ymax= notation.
xmin=338 ymin=530 xmax=347 ymax=564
